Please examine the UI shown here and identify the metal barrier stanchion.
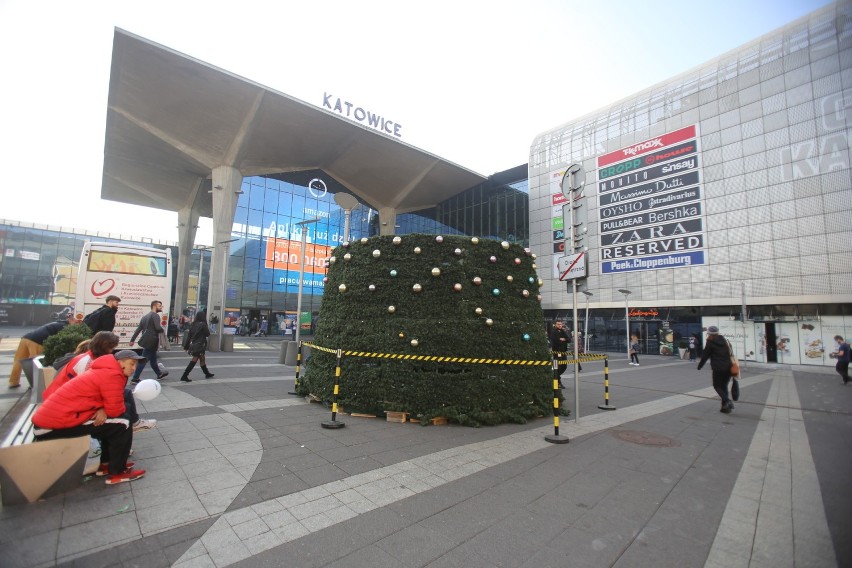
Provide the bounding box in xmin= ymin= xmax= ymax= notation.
xmin=545 ymin=355 xmax=569 ymax=444
xmin=288 ymin=342 xmax=302 ymax=396
xmin=321 ymin=349 xmax=345 ymax=429
xmin=597 ymin=356 xmax=616 ymax=410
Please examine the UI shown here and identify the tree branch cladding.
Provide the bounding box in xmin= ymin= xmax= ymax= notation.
xmin=594 ymin=125 xmax=706 ymax=268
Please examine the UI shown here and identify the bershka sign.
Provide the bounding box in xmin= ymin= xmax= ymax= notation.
xmin=597 ymin=124 xmax=706 ymax=274
xmin=323 ymin=92 xmax=403 ymax=138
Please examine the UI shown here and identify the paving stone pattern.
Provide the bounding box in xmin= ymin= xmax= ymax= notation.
xmin=0 ymin=334 xmax=848 ymax=567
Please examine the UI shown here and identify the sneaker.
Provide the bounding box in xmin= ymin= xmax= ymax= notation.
xmin=96 ymin=462 xmax=135 ymax=476
xmin=132 ymin=419 xmax=157 ymax=432
xmin=634 ymin=363 xmax=639 ymax=366
xmin=105 ymin=469 xmax=146 ymax=485
xmin=8 ymin=384 xmax=21 ymax=389
xmin=156 ymin=370 xmax=169 ymax=379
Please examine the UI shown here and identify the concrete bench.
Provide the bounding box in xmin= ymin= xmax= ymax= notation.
xmin=0 ymin=356 xmax=90 ymax=505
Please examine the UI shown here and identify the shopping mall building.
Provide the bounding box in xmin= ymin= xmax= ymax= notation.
xmin=1 ymin=1 xmax=849 ymax=365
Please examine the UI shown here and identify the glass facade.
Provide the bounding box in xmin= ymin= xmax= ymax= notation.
xmin=0 ymin=220 xmax=176 ymax=325
xmin=221 ymin=166 xmax=529 ymax=334
xmin=0 ymin=165 xmax=529 ymax=332
xmin=529 ymin=2 xmax=852 ymax=362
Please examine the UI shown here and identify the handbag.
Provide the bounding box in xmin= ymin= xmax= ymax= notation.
xmin=725 ymin=338 xmax=740 ymax=377
xmin=137 ymin=315 xmax=158 ymax=350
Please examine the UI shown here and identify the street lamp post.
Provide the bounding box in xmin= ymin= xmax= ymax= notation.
xmin=294 ymin=218 xmax=321 ymax=345
xmin=618 ymin=289 xmax=632 ymax=363
xmin=581 ymin=291 xmax=593 ymax=352
xmin=333 ymin=193 xmax=359 ymax=243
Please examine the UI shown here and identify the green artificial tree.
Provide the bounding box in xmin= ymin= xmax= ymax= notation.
xmin=299 ymin=234 xmax=561 ymax=426
xmin=42 ymin=324 xmax=94 ymax=366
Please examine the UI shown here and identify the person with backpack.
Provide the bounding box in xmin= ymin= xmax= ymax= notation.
xmin=180 ymin=312 xmax=215 ymax=382
xmin=833 ymin=335 xmax=850 ymax=385
xmin=83 ymin=295 xmax=121 ymax=334
xmin=8 ymin=314 xmax=81 ymax=388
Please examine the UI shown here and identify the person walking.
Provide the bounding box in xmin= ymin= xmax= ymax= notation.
xmin=129 ymin=300 xmax=169 ymax=384
xmin=255 ymin=317 xmax=268 ymax=337
xmin=167 ymin=317 xmax=180 ymax=344
xmin=688 ymin=335 xmax=697 ymax=361
xmin=629 ymin=335 xmax=640 ymax=365
xmin=697 ymin=326 xmax=735 ymax=413
xmin=180 ymin=312 xmax=215 ymax=382
xmin=83 ymin=295 xmax=121 ymax=333
xmin=8 ymin=314 xmax=80 ymax=388
xmin=549 ymin=321 xmax=570 ymax=388
xmin=833 ymin=335 xmax=850 ymax=385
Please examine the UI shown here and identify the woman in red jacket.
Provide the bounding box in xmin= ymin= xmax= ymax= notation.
xmin=32 ymin=350 xmax=146 ymax=485
xmin=44 ymin=332 xmax=117 ymax=400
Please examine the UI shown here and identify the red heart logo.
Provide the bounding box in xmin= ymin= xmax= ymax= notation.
xmin=91 ymin=279 xmax=116 ymax=297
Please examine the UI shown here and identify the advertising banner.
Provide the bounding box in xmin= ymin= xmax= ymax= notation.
xmin=597 ymin=125 xmax=706 ymax=274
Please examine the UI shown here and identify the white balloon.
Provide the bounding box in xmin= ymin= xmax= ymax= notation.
xmin=133 ymin=378 xmax=162 ymax=401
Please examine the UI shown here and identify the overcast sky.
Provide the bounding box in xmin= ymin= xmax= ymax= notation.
xmin=0 ymin=0 xmax=831 ymax=245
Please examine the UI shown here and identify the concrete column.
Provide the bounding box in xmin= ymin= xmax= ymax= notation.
xmin=173 ymin=206 xmax=200 ymax=319
xmin=207 ymin=166 xmax=242 ymax=350
xmin=378 ymin=207 xmax=397 ymax=235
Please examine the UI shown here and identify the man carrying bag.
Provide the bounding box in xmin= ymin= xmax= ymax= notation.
xmin=129 ymin=300 xmax=169 ymax=384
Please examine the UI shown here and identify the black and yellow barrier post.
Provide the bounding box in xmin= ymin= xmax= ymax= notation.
xmin=288 ymin=342 xmax=302 ymax=396
xmin=597 ymin=356 xmax=616 ymax=411
xmin=321 ymin=349 xmax=346 ymax=429
xmin=545 ymin=353 xmax=569 ymax=444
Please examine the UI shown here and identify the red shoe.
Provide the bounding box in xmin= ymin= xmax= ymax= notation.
xmin=105 ymin=469 xmax=146 ymax=485
xmin=95 ymin=462 xmax=135 ymax=476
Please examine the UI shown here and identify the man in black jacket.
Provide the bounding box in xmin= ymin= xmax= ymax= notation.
xmin=8 ymin=315 xmax=80 ymax=388
xmin=84 ymin=295 xmax=121 ymax=333
xmin=697 ymin=326 xmax=734 ymax=413
xmin=550 ymin=321 xmax=570 ymax=389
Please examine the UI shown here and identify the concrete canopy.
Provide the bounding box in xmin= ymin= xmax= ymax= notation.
xmin=103 ymin=28 xmax=487 ymax=218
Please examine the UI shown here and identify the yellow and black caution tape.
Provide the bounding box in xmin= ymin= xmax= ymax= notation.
xmin=552 ymin=352 xmax=608 ymax=365
xmin=303 ymin=342 xmax=607 ymax=367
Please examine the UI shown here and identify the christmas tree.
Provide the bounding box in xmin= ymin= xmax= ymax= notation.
xmin=299 ymin=234 xmax=558 ymax=426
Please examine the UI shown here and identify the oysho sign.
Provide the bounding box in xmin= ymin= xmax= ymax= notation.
xmin=323 ymin=92 xmax=403 ymax=138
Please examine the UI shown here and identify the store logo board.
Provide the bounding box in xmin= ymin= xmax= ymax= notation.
xmin=552 ymin=193 xmax=568 ymax=206
xmin=597 ymin=125 xmax=706 ymax=274
xmin=597 ymin=125 xmax=696 ymax=168
xmin=549 ymin=168 xmax=568 ymax=227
